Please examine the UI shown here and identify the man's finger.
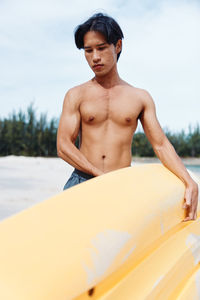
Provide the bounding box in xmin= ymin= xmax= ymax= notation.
xmin=184 ymin=188 xmax=192 ymax=206
xmin=185 ymin=196 xmax=191 ymax=206
xmin=182 ymin=216 xmax=192 ymax=222
xmin=189 ymin=199 xmax=197 ymax=219
xmin=190 ymin=194 xmax=198 ymax=220
xmin=182 ymin=203 xmax=188 ymax=209
xmin=183 ymin=209 xmax=197 ymax=221
xmin=191 ymin=205 xmax=198 ymax=220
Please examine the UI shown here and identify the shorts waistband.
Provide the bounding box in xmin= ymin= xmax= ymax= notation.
xmin=74 ymin=169 xmax=94 ymax=180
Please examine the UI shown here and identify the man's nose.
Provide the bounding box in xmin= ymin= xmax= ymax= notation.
xmin=92 ymin=50 xmax=100 ymax=62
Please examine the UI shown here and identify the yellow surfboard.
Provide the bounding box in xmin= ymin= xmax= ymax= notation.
xmin=0 ymin=164 xmax=199 ymax=300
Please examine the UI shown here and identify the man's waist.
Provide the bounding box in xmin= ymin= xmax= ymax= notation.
xmin=74 ymin=169 xmax=95 ymax=180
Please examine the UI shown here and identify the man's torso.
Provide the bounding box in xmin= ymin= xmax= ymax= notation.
xmin=73 ymin=79 xmax=144 ymax=173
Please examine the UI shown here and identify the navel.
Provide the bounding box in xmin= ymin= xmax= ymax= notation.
xmin=102 ymin=155 xmax=106 ymax=159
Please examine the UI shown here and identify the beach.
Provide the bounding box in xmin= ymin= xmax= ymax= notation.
xmin=0 ymin=155 xmax=200 ymax=222
xmin=0 ymin=156 xmax=73 ymax=221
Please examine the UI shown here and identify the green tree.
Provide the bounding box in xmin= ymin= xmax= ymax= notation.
xmin=132 ymin=132 xmax=155 ymax=157
xmin=0 ymin=103 xmax=199 ymax=158
xmin=188 ymin=124 xmax=200 ymax=157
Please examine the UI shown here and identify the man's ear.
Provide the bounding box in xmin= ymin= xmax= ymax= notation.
xmin=116 ymin=39 xmax=122 ymax=54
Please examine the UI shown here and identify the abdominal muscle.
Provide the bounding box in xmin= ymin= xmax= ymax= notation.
xmin=80 ymin=144 xmax=132 ymax=173
xmin=79 ymin=124 xmax=134 ymax=173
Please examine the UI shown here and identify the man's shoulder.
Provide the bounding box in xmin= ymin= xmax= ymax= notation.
xmin=64 ymin=81 xmax=91 ymax=103
xmin=123 ymin=82 xmax=147 ymax=95
xmin=66 ymin=81 xmax=88 ymax=96
xmin=122 ymin=82 xmax=153 ymax=102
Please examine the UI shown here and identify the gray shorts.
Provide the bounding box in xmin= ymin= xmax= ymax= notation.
xmin=63 ymin=169 xmax=94 ymax=190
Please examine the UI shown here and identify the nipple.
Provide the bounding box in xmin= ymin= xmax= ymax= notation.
xmin=125 ymin=117 xmax=131 ymax=123
xmin=89 ymin=116 xmax=94 ymax=122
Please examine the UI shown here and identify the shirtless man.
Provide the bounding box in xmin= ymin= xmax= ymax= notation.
xmin=57 ymin=13 xmax=198 ymax=221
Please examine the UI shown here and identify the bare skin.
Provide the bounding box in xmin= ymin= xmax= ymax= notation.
xmin=57 ymin=31 xmax=198 ymax=221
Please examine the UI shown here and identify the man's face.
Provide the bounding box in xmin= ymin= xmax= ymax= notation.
xmin=83 ymin=31 xmax=121 ymax=76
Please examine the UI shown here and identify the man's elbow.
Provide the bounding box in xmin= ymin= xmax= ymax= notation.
xmin=57 ymin=141 xmax=67 ymax=158
xmin=57 ymin=139 xmax=72 ymax=159
xmin=57 ymin=142 xmax=63 ymax=158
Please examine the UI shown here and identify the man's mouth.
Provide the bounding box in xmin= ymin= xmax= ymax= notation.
xmin=93 ymin=64 xmax=104 ymax=70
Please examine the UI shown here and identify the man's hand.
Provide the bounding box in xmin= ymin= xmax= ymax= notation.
xmin=182 ymin=181 xmax=199 ymax=222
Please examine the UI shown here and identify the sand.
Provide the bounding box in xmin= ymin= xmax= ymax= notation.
xmin=0 ymin=155 xmax=199 ymax=222
xmin=0 ymin=156 xmax=73 ymax=221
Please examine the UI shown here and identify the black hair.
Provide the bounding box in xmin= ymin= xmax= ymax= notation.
xmin=74 ymin=13 xmax=124 ymax=61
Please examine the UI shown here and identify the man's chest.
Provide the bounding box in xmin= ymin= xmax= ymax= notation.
xmin=79 ymin=94 xmax=142 ymax=126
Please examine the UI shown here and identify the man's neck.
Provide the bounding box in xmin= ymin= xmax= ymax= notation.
xmin=93 ymin=66 xmax=121 ymax=89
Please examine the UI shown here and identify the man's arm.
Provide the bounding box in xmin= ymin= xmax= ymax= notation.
xmin=57 ymin=89 xmax=103 ymax=176
xmin=139 ymin=90 xmax=198 ymax=221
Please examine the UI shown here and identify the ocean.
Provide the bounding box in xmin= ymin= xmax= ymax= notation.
xmin=185 ymin=165 xmax=200 ymax=176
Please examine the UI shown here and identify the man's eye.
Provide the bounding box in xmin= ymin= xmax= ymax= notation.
xmin=85 ymin=49 xmax=92 ymax=53
xmin=99 ymin=47 xmax=105 ymax=51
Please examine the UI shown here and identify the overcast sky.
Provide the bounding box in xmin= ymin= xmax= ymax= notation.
xmin=0 ymin=0 xmax=199 ymax=132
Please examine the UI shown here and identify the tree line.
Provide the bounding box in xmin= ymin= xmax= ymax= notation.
xmin=131 ymin=125 xmax=200 ymax=157
xmin=0 ymin=104 xmax=200 ymax=157
xmin=0 ymin=104 xmax=58 ymax=156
